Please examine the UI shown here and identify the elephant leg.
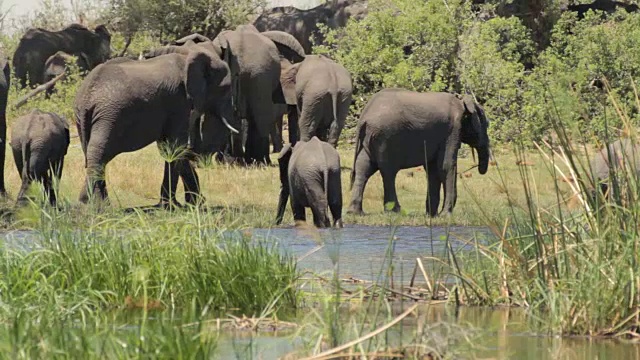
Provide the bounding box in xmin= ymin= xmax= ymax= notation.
xmin=347 ymin=150 xmax=377 ymax=215
xmin=271 ymin=113 xmax=283 ymax=153
xmin=442 ymin=162 xmax=458 ymax=215
xmin=43 ymin=172 xmax=56 ymax=207
xmin=381 ymin=169 xmax=401 ymax=212
xmin=328 ymin=171 xmax=343 ymax=228
xmin=287 ymin=106 xmax=299 ymax=145
xmin=159 ymin=161 xmax=181 ymax=208
xmin=291 ymin=197 xmax=306 ymax=223
xmin=426 ymin=161 xmax=442 ymax=217
xmin=308 ymin=186 xmax=330 ymax=228
xmin=81 ymin=163 xmax=108 ymax=204
xmin=179 ymin=160 xmax=203 ymax=206
xmin=0 ymin=115 xmax=6 ymax=196
xmin=297 ymin=100 xmax=316 ymax=142
xmin=16 ymin=174 xmax=31 ymax=205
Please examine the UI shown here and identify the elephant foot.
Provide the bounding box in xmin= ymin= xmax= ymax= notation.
xmin=383 ymin=204 xmax=401 ymax=213
xmin=156 ymin=200 xmax=184 ymax=211
xmin=333 ymin=219 xmax=344 ymax=229
xmin=346 ymin=206 xmax=365 ymax=216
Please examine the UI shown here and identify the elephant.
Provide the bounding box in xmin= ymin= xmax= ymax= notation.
xmin=347 ymin=89 xmax=491 ymax=217
xmin=253 ymin=0 xmax=368 ymax=54
xmin=210 ymin=26 xmax=305 ymax=164
xmin=589 ymin=138 xmax=640 ymax=199
xmin=10 ymin=110 xmax=70 ymax=206
xmin=280 ymin=54 xmax=352 ymax=147
xmin=276 ymin=136 xmax=343 ymax=228
xmin=143 ymin=27 xmax=305 ymax=165
xmin=0 ymin=54 xmax=9 ymax=197
xmin=73 ymin=48 xmax=238 ymax=207
xmin=270 ymin=103 xmax=300 ymax=154
xmin=43 ymin=51 xmax=90 ymax=96
xmin=13 ymin=23 xmax=111 ymax=88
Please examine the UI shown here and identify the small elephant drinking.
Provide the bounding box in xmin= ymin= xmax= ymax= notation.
xmin=276 ymin=137 xmax=343 ymax=228
xmin=10 ymin=110 xmax=70 ymax=206
xmin=348 ymin=89 xmax=491 ymax=217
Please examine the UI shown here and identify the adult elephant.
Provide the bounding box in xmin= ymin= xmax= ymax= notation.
xmin=348 ymin=89 xmax=491 ymax=217
xmin=144 ymin=28 xmax=305 ymax=165
xmin=13 ymin=23 xmax=111 ymax=88
xmin=0 ymin=53 xmax=9 ymax=197
xmin=210 ymin=26 xmax=305 ymax=164
xmin=253 ymin=0 xmax=368 ymax=54
xmin=74 ymin=49 xmax=238 ymax=207
xmin=280 ymin=54 xmax=352 ymax=147
xmin=590 ymin=138 xmax=640 ymax=199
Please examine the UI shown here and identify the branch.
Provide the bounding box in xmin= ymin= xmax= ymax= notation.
xmin=13 ymin=72 xmax=66 ymax=110
xmin=117 ymin=34 xmax=134 ymax=57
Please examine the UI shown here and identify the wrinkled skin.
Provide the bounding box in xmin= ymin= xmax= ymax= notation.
xmin=590 ymin=138 xmax=640 ymax=199
xmin=348 ymin=89 xmax=491 ymax=217
xmin=13 ymin=24 xmax=111 ymax=88
xmin=280 ymin=55 xmax=352 ymax=147
xmin=0 ymin=54 xmax=9 ymax=197
xmin=211 ymin=25 xmax=305 ymax=165
xmin=10 ymin=110 xmax=70 ymax=206
xmin=276 ymin=137 xmax=343 ymax=228
xmin=270 ymin=104 xmax=298 ymax=153
xmin=74 ymin=50 xmax=235 ymax=207
xmin=253 ymin=0 xmax=368 ymax=53
xmin=144 ymin=28 xmax=305 ymax=165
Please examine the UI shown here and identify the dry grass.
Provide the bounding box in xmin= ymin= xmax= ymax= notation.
xmin=1 ymin=127 xmax=592 ymax=227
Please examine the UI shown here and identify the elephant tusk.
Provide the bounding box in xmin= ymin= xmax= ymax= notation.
xmin=221 ymin=115 xmax=239 ymax=134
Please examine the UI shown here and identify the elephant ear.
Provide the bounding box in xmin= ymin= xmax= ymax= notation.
xmin=280 ymin=61 xmax=301 ymax=105
xmin=211 ymin=31 xmax=233 ymax=59
xmin=261 ymin=31 xmax=306 ymax=63
xmin=184 ymin=51 xmax=210 ymax=113
xmin=462 ymin=95 xmax=483 ymax=135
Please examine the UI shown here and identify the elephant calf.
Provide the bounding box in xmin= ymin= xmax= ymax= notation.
xmin=10 ymin=110 xmax=70 ymax=206
xmin=276 ymin=136 xmax=343 ymax=228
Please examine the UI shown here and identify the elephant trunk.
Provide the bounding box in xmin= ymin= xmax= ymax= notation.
xmin=477 ymin=146 xmax=490 ymax=175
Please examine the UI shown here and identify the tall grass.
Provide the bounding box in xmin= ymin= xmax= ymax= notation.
xmin=458 ymin=80 xmax=640 ymax=336
xmin=0 ymin=204 xmax=300 ymax=321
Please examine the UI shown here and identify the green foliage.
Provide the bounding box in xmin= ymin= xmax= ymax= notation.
xmin=0 ymin=207 xmax=300 ymax=320
xmin=104 ymin=0 xmax=267 ymax=41
xmin=320 ymin=0 xmax=640 ymax=144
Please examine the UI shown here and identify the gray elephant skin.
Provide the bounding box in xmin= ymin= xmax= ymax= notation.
xmin=276 ymin=136 xmax=343 ymax=228
xmin=74 ymin=49 xmax=237 ymax=207
xmin=144 ymin=28 xmax=306 ymax=165
xmin=590 ymin=138 xmax=640 ymax=198
xmin=211 ymin=26 xmax=305 ymax=164
xmin=0 ymin=53 xmax=9 ymax=197
xmin=348 ymin=89 xmax=490 ymax=217
xmin=280 ymin=54 xmax=352 ymax=147
xmin=13 ymin=24 xmax=111 ymax=88
xmin=10 ymin=110 xmax=70 ymax=206
xmin=253 ymin=0 xmax=368 ymax=53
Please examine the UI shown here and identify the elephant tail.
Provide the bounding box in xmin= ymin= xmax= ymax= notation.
xmin=350 ymin=122 xmax=365 ymax=190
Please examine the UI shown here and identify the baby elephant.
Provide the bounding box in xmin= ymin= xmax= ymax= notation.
xmin=276 ymin=137 xmax=343 ymax=228
xmin=10 ymin=110 xmax=70 ymax=206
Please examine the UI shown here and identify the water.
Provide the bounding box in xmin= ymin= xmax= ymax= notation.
xmin=2 ymin=226 xmax=639 ymax=359
xmin=247 ymin=225 xmax=492 ymax=283
xmin=215 ymin=304 xmax=640 ymax=359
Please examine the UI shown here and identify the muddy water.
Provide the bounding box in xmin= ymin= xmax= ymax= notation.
xmin=216 ymin=304 xmax=640 ymax=359
xmin=246 ymin=225 xmax=492 ymax=283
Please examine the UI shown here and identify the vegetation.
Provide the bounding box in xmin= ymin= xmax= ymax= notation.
xmin=319 ymin=0 xmax=640 ymax=143
xmin=1 ymin=0 xmax=640 ymax=357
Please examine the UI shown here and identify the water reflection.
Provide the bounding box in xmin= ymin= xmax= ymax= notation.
xmin=248 ymin=225 xmax=492 ymax=283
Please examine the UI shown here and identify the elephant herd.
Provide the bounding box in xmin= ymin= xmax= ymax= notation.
xmin=0 ymin=2 xmax=628 ymax=227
